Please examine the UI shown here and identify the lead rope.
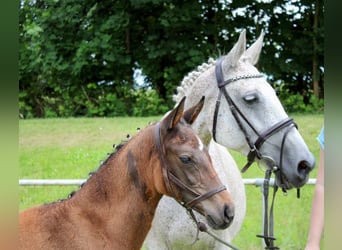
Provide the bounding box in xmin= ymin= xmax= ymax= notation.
xmin=187 ymin=209 xmax=240 ymax=250
xmin=257 ymin=121 xmax=298 ymax=249
xmin=256 ymin=169 xmax=279 ymax=249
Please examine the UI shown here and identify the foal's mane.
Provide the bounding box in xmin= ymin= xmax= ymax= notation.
xmin=50 ymin=127 xmax=149 ymax=204
xmin=173 ymin=57 xmax=216 ymax=103
xmin=49 ymin=142 xmax=127 ymax=204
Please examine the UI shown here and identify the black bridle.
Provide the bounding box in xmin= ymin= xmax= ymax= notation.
xmin=213 ymin=56 xmax=298 ymax=176
xmin=154 ymin=122 xmax=240 ymax=250
xmin=212 ymin=56 xmax=298 ymax=249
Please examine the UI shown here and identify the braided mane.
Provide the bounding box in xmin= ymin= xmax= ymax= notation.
xmin=173 ymin=57 xmax=216 ymax=103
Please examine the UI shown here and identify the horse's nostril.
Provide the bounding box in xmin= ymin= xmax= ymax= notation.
xmin=297 ymin=160 xmax=315 ymax=181
xmin=224 ymin=204 xmax=234 ymax=223
xmin=298 ymin=160 xmax=314 ymax=172
xmin=298 ymin=160 xmax=308 ymax=170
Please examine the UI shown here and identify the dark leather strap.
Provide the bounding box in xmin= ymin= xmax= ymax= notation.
xmin=254 ymin=117 xmax=297 ymax=151
xmin=212 ymin=56 xmax=301 ymax=249
xmin=213 ymin=56 xmax=263 ymax=147
xmin=155 ymin=119 xmax=241 ymax=249
xmin=256 ymin=169 xmax=279 ymax=249
xmin=215 ymin=56 xmax=263 ymax=88
xmin=212 ymin=91 xmax=222 ymax=142
xmin=241 ymin=118 xmax=297 ymax=173
xmin=154 ymin=122 xmax=227 ymax=210
xmin=215 ymin=56 xmax=226 ymax=88
xmin=186 ymin=185 xmax=227 ymax=208
xmin=168 ymin=171 xmax=200 ymax=198
xmin=154 ymin=122 xmax=175 ymax=197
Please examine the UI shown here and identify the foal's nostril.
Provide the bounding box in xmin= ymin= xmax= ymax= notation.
xmin=224 ymin=204 xmax=234 ymax=223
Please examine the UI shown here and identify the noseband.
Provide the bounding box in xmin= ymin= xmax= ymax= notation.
xmin=212 ymin=56 xmax=299 ymax=249
xmin=154 ymin=122 xmax=226 ymax=210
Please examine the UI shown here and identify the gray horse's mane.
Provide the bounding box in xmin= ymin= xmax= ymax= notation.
xmin=173 ymin=57 xmax=216 ymax=103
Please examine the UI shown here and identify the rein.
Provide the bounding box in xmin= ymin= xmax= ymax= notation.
xmin=154 ymin=122 xmax=240 ymax=249
xmin=212 ymin=56 xmax=299 ymax=249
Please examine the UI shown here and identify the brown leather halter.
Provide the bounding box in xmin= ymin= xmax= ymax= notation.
xmin=212 ymin=56 xmax=299 ymax=249
xmin=154 ymin=121 xmax=240 ymax=249
xmin=154 ymin=122 xmax=227 ymax=211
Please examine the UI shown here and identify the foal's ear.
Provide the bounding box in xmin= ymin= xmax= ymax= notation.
xmin=161 ymin=96 xmax=186 ymax=131
xmin=183 ymin=96 xmax=205 ymax=125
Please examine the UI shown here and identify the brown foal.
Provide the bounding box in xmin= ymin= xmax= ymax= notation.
xmin=19 ymin=97 xmax=234 ymax=250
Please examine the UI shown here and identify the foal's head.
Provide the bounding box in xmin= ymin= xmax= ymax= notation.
xmin=154 ymin=97 xmax=234 ymax=230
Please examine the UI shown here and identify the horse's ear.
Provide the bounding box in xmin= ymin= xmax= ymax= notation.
xmin=242 ymin=30 xmax=264 ymax=65
xmin=161 ymin=96 xmax=186 ymax=131
xmin=182 ymin=96 xmax=205 ymax=125
xmin=224 ymin=29 xmax=246 ymax=68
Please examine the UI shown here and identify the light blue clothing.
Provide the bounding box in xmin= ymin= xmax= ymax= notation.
xmin=317 ymin=127 xmax=324 ymax=150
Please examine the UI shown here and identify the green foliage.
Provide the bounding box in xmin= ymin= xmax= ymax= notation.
xmin=19 ymin=0 xmax=324 ymax=118
xmin=132 ymin=89 xmax=169 ymax=116
xmin=275 ymin=83 xmax=324 ymax=114
xmin=19 ymin=92 xmax=33 ymax=119
xmin=19 ymin=85 xmax=169 ymax=118
xmin=307 ymin=95 xmax=325 ymax=113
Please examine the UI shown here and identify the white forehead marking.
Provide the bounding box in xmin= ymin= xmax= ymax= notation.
xmin=196 ymin=135 xmax=204 ymax=151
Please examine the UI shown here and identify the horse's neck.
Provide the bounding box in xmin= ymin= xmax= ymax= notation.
xmin=182 ymin=69 xmax=218 ymax=145
xmin=180 ymin=68 xmax=244 ymax=152
xmin=69 ymin=129 xmax=162 ymax=248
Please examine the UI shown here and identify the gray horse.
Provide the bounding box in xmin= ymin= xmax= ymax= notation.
xmin=144 ymin=29 xmax=315 ymax=250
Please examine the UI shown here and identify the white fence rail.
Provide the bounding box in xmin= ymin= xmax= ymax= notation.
xmin=19 ymin=178 xmax=316 ymax=186
xmin=19 ymin=177 xmax=316 ymax=248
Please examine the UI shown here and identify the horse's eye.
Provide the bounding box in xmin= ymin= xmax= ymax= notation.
xmin=243 ymin=93 xmax=258 ymax=103
xmin=179 ymin=155 xmax=192 ymax=164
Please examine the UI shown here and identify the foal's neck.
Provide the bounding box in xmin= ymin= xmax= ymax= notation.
xmin=70 ymin=126 xmax=162 ymax=249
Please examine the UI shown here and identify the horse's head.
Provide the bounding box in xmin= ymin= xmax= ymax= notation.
xmin=174 ymin=30 xmax=315 ymax=190
xmin=154 ymin=96 xmax=234 ymax=230
xmin=213 ymin=30 xmax=315 ymax=190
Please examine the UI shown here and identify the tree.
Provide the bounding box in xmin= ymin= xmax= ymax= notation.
xmin=128 ymin=0 xmax=230 ymax=102
xmin=228 ymin=0 xmax=324 ymax=102
xmin=19 ymin=0 xmax=324 ymax=117
xmin=20 ymin=0 xmax=136 ymax=116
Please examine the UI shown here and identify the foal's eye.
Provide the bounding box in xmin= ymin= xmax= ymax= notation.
xmin=179 ymin=155 xmax=192 ymax=164
xmin=243 ymin=93 xmax=258 ymax=104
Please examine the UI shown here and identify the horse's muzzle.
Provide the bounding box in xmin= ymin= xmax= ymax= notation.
xmin=206 ymin=204 xmax=234 ymax=230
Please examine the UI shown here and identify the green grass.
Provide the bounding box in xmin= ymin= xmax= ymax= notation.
xmin=19 ymin=114 xmax=324 ymax=249
xmin=19 ymin=117 xmax=161 ymax=209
